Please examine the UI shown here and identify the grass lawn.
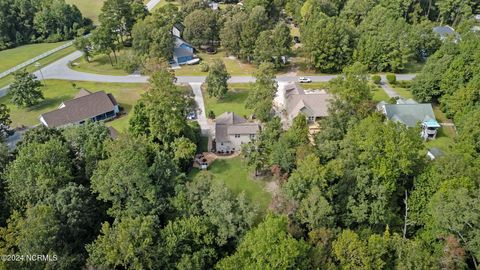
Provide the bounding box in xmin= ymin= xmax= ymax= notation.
xmin=425 ymin=127 xmax=455 ymax=153
xmin=0 ymin=80 xmax=147 ymax=128
xmin=189 ymin=157 xmax=272 ymax=214
xmin=70 ymin=50 xmax=131 ymax=76
xmin=0 ymin=45 xmax=78 ymax=89
xmin=400 ymin=60 xmax=425 ymax=74
xmin=425 ymin=105 xmax=456 ymax=153
xmin=0 ymin=41 xmax=71 ymax=73
xmin=372 ymin=85 xmax=390 ymax=102
xmin=152 ymin=0 xmax=181 ymax=10
xmin=204 ymin=83 xmax=253 ymax=118
xmin=65 ymin=0 xmax=105 ymax=24
xmin=175 ymin=49 xmax=257 ymax=76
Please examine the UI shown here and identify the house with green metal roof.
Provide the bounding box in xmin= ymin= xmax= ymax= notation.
xmin=377 ymin=99 xmax=440 ymax=140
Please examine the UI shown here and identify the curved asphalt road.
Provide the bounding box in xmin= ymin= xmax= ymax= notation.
xmin=34 ymin=51 xmax=416 ymax=84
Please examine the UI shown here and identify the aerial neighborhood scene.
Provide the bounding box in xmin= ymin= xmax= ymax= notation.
xmin=0 ymin=0 xmax=480 ymax=269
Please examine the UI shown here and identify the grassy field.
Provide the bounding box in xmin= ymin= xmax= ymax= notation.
xmin=389 ymin=81 xmax=414 ymax=99
xmin=0 ymin=46 xmax=78 ymax=88
xmin=70 ymin=50 xmax=131 ymax=76
xmin=152 ymin=0 xmax=181 ymax=10
xmin=372 ymin=85 xmax=391 ymax=102
xmin=204 ymin=83 xmax=253 ymax=118
xmin=0 ymin=41 xmax=71 ymax=73
xmin=66 ymin=0 xmax=105 ymax=24
xmin=189 ymin=157 xmax=272 ymax=214
xmin=175 ymin=50 xmax=257 ymax=76
xmin=424 ymin=105 xmax=456 ymax=153
xmin=0 ymin=80 xmax=147 ymax=128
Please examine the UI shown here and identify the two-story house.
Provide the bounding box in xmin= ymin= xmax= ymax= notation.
xmin=214 ymin=112 xmax=260 ymax=153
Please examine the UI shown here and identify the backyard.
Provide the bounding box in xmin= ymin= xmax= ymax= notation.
xmin=203 ymin=83 xmax=253 ymax=118
xmin=189 ymin=157 xmax=272 ymax=215
xmin=0 ymin=80 xmax=147 ymax=129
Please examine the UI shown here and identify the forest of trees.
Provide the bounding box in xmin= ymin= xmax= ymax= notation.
xmin=0 ymin=0 xmax=92 ymax=49
xmin=0 ymin=0 xmax=480 ymax=269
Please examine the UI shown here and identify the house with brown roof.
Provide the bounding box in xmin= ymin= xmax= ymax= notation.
xmin=283 ymin=83 xmax=332 ymax=124
xmin=214 ymin=112 xmax=260 ymax=153
xmin=39 ymin=89 xmax=120 ymax=128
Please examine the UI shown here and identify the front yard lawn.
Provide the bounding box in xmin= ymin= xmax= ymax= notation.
xmin=70 ymin=50 xmax=131 ymax=76
xmin=204 ymin=83 xmax=253 ymax=118
xmin=189 ymin=157 xmax=272 ymax=215
xmin=372 ymin=85 xmax=391 ymax=102
xmin=0 ymin=80 xmax=147 ymax=128
xmin=175 ymin=49 xmax=257 ymax=76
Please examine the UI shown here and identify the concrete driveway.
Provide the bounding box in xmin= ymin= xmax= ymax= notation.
xmin=189 ymin=83 xmax=211 ymax=136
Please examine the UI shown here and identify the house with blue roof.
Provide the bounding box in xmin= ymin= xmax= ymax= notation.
xmin=377 ymin=99 xmax=441 ymax=140
xmin=172 ymin=24 xmax=198 ymax=65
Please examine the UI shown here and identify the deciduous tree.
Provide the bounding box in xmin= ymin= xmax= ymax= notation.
xmin=9 ymin=70 xmax=43 ymax=107
xmin=206 ymin=60 xmax=230 ymax=99
xmin=245 ymin=62 xmax=277 ymax=121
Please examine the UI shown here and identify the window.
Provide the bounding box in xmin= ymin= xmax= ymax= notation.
xmin=221 ymin=142 xmax=224 ymax=146
xmin=235 ymin=134 xmax=241 ymax=138
xmin=308 ymin=116 xmax=315 ymax=122
xmin=249 ymin=134 xmax=255 ymax=139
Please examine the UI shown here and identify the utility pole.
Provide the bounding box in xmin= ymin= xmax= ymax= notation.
xmin=35 ymin=62 xmax=46 ymax=86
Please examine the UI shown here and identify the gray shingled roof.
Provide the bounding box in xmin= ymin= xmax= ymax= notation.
xmin=383 ymin=103 xmax=437 ymax=127
xmin=286 ymin=93 xmax=331 ymax=120
xmin=215 ymin=112 xmax=260 ymax=142
xmin=40 ymin=90 xmax=118 ymax=128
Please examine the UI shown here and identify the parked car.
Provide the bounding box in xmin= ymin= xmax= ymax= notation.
xmin=293 ymin=36 xmax=300 ymax=44
xmin=298 ymin=77 xmax=312 ymax=83
xmin=187 ymin=111 xmax=197 ymax=120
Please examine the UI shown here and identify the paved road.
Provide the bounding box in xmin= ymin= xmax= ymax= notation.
xmin=33 ymin=53 xmax=417 ymax=84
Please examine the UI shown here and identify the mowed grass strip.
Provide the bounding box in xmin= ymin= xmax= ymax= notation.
xmin=189 ymin=157 xmax=272 ymax=215
xmin=0 ymin=41 xmax=71 ymax=73
xmin=0 ymin=80 xmax=147 ymax=128
xmin=0 ymin=46 xmax=77 ymax=88
xmin=203 ymin=83 xmax=253 ymax=118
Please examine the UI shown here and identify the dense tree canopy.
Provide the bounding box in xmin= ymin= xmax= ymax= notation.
xmin=0 ymin=0 xmax=92 ymax=49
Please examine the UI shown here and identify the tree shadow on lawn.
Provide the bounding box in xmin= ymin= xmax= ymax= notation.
xmin=23 ymin=94 xmax=72 ymax=112
xmin=215 ymin=90 xmax=248 ymax=103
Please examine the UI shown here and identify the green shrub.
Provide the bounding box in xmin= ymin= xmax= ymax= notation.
xmin=119 ymin=53 xmax=140 ymax=74
xmin=386 ymin=73 xmax=396 ymax=84
xmin=208 ymin=110 xmax=216 ymax=119
xmin=200 ymin=62 xmax=209 ymax=72
xmin=371 ymin=75 xmax=381 ymax=84
xmin=397 ymin=80 xmax=411 ymax=88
